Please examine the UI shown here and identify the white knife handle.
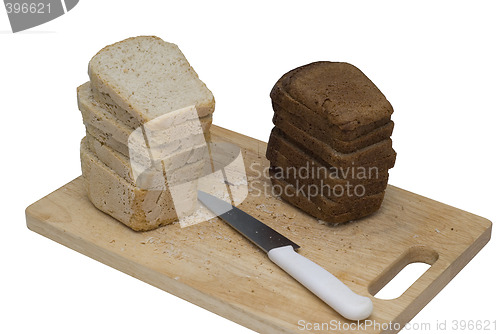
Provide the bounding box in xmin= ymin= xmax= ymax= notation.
xmin=268 ymin=245 xmax=373 ymax=320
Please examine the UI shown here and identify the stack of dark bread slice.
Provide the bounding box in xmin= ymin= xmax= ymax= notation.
xmin=77 ymin=36 xmax=215 ymax=231
xmin=266 ymin=62 xmax=396 ymax=224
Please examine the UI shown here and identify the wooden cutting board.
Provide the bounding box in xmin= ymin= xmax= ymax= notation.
xmin=26 ymin=125 xmax=492 ymax=334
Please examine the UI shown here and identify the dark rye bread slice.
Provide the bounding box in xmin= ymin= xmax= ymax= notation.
xmin=266 ymin=138 xmax=394 ymax=181
xmin=271 ymin=122 xmax=394 ymax=168
xmin=268 ymin=128 xmax=396 ymax=170
xmin=273 ymin=107 xmax=394 ymax=153
xmin=269 ymin=171 xmax=384 ymax=223
xmin=266 ymin=134 xmax=394 ymax=181
xmin=272 ymin=98 xmax=391 ymax=141
xmin=270 ymin=63 xmax=393 ymax=141
xmin=268 ymin=148 xmax=388 ymax=202
xmin=279 ymin=61 xmax=393 ymax=130
xmin=270 ymin=169 xmax=386 ymax=214
xmin=273 ymin=112 xmax=394 ymax=155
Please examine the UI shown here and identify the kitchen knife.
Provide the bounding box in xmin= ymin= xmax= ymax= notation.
xmin=197 ymin=190 xmax=373 ymax=321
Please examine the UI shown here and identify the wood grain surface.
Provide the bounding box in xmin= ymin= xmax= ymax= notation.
xmin=26 ymin=125 xmax=492 ymax=334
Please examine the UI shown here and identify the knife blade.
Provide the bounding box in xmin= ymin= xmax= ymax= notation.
xmin=197 ymin=190 xmax=373 ymax=321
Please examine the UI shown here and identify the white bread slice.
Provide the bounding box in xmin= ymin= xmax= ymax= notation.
xmin=85 ymin=122 xmax=209 ymax=173
xmin=81 ymin=137 xmax=180 ymax=231
xmin=85 ymin=133 xmax=208 ymax=186
xmin=89 ymin=81 xmax=141 ymax=129
xmin=85 ymin=124 xmax=129 ymax=157
xmin=78 ymin=82 xmax=212 ymax=151
xmin=79 ymin=81 xmax=211 ymax=170
xmin=90 ymin=81 xmax=212 ymax=133
xmin=88 ymin=36 xmax=215 ymax=124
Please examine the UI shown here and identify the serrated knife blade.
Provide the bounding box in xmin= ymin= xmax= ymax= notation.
xmin=197 ymin=190 xmax=300 ymax=252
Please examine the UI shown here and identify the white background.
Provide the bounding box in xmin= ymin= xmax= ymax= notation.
xmin=1 ymin=1 xmax=498 ymax=333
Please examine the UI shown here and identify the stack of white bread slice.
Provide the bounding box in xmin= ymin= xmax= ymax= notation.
xmin=78 ymin=36 xmax=215 ymax=231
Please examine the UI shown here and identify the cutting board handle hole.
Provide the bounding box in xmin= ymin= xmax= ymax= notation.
xmin=368 ymin=246 xmax=439 ymax=300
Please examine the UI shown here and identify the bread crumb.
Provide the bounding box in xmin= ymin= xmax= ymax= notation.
xmin=141 ymin=236 xmax=157 ymax=244
xmin=318 ymin=219 xmax=340 ymax=226
xmin=256 ymin=204 xmax=273 ymax=214
xmin=230 ymin=178 xmax=248 ymax=186
xmin=179 ymin=208 xmax=212 ymax=228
